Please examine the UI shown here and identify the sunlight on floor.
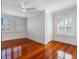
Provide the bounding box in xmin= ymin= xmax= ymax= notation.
xmin=57 ymin=50 xmax=72 ymax=59
xmin=2 ymin=46 xmax=22 ymax=59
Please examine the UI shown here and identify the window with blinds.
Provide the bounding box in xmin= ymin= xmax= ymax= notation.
xmin=57 ymin=16 xmax=72 ymax=35
xmin=1 ymin=17 xmax=16 ymax=32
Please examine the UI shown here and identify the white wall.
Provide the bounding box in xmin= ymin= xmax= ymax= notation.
xmin=45 ymin=12 xmax=53 ymax=44
xmin=2 ymin=7 xmax=77 ymax=46
xmin=26 ymin=11 xmax=45 ymax=44
xmin=52 ymin=6 xmax=77 ymax=45
xmin=2 ymin=14 xmax=26 ymax=41
xmin=2 ymin=11 xmax=45 ymax=45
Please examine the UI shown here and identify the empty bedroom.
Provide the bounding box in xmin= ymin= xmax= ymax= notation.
xmin=1 ymin=0 xmax=77 ymax=59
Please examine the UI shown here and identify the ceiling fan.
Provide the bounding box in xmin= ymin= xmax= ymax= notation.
xmin=20 ymin=2 xmax=39 ymax=18
xmin=20 ymin=2 xmax=36 ymax=12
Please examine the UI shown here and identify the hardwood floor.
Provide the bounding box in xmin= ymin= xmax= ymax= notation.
xmin=46 ymin=41 xmax=77 ymax=59
xmin=1 ymin=38 xmax=77 ymax=59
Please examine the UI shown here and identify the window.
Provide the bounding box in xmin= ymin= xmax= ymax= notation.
xmin=57 ymin=16 xmax=72 ymax=35
xmin=1 ymin=17 xmax=3 ymax=25
xmin=1 ymin=17 xmax=15 ymax=32
xmin=1 ymin=17 xmax=11 ymax=25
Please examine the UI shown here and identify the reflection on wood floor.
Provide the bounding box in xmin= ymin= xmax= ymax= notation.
xmin=1 ymin=38 xmax=77 ymax=59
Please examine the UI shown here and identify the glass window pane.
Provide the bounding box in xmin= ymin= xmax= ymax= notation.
xmin=57 ymin=16 xmax=72 ymax=35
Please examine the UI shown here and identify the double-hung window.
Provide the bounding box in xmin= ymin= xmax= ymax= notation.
xmin=1 ymin=17 xmax=15 ymax=32
xmin=57 ymin=16 xmax=72 ymax=36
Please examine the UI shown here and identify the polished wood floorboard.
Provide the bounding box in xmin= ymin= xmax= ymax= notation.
xmin=1 ymin=38 xmax=77 ymax=59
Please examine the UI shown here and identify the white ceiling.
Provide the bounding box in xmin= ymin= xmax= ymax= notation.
xmin=2 ymin=0 xmax=77 ymax=17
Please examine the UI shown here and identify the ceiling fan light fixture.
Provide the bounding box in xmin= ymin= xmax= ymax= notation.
xmin=22 ymin=9 xmax=26 ymax=12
